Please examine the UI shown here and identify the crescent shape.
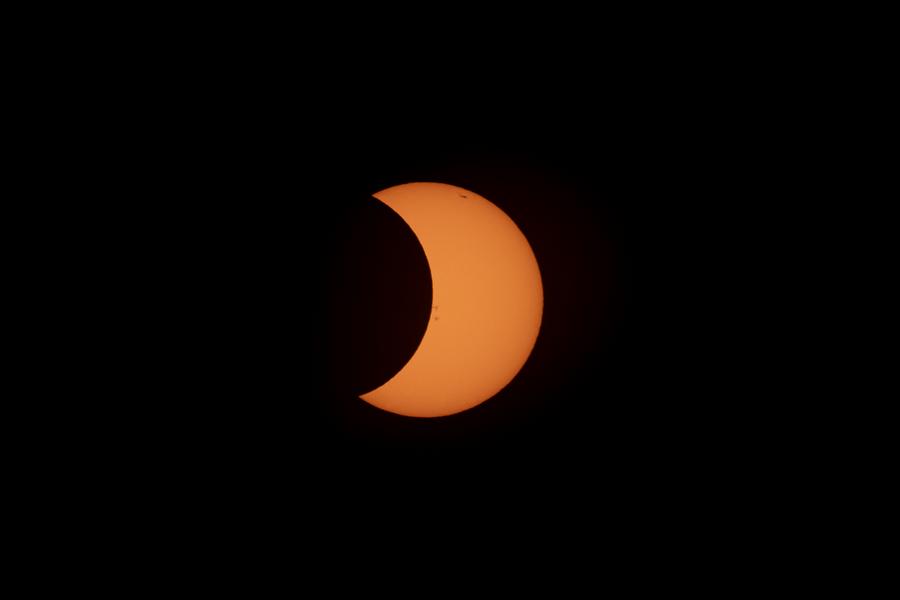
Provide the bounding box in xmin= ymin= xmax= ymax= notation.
xmin=360 ymin=182 xmax=543 ymax=418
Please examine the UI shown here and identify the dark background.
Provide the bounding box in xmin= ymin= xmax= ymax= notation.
xmin=78 ymin=38 xmax=773 ymax=538
xmin=31 ymin=11 xmax=826 ymax=579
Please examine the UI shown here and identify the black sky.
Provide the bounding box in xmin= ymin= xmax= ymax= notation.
xmin=41 ymin=13 xmax=814 ymax=577
xmin=105 ymin=55 xmax=766 ymax=533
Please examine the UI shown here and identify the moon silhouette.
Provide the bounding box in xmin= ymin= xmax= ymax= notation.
xmin=360 ymin=182 xmax=543 ymax=417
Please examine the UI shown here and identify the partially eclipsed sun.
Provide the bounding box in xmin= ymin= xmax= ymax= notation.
xmin=360 ymin=182 xmax=543 ymax=418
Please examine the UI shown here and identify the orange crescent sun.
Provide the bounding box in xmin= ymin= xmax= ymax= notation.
xmin=359 ymin=182 xmax=543 ymax=418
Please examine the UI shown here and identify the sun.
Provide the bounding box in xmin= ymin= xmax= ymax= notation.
xmin=359 ymin=182 xmax=543 ymax=417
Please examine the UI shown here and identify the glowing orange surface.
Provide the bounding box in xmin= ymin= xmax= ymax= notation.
xmin=360 ymin=182 xmax=543 ymax=417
